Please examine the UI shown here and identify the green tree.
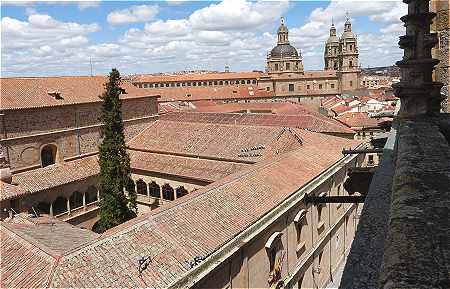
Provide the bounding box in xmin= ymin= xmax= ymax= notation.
xmin=96 ymin=68 xmax=137 ymax=233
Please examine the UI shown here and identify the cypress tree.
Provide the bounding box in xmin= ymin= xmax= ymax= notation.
xmin=96 ymin=68 xmax=137 ymax=233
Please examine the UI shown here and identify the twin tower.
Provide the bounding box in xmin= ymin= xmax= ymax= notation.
xmin=266 ymin=15 xmax=360 ymax=92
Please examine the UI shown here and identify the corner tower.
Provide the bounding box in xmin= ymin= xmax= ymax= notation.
xmin=266 ymin=17 xmax=304 ymax=75
xmin=338 ymin=14 xmax=361 ymax=91
xmin=324 ymin=20 xmax=340 ymax=70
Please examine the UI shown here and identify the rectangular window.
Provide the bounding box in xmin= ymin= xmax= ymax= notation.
xmin=289 ymin=84 xmax=294 ymax=91
xmin=350 ymin=81 xmax=353 ymax=87
xmin=307 ymin=85 xmax=310 ymax=90
xmin=331 ymin=84 xmax=335 ymax=88
xmin=319 ymin=84 xmax=323 ymax=89
xmin=266 ymin=87 xmax=270 ymax=91
xmin=286 ymin=63 xmax=290 ymax=70
xmin=275 ymin=63 xmax=279 ymax=70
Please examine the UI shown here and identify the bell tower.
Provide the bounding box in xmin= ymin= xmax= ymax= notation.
xmin=338 ymin=13 xmax=361 ymax=91
xmin=324 ymin=19 xmax=339 ymax=70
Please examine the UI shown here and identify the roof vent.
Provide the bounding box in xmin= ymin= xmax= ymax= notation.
xmin=47 ymin=90 xmax=63 ymax=100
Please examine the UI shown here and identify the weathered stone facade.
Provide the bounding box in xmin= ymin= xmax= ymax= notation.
xmin=1 ymin=97 xmax=158 ymax=172
xmin=431 ymin=0 xmax=450 ymax=112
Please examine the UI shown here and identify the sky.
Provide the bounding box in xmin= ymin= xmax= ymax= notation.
xmin=1 ymin=0 xmax=407 ymax=77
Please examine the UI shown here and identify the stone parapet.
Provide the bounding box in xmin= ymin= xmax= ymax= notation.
xmin=379 ymin=116 xmax=450 ymax=288
xmin=340 ymin=114 xmax=450 ymax=288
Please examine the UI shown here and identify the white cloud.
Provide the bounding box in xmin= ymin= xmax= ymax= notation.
xmin=78 ymin=1 xmax=100 ymax=10
xmin=189 ymin=0 xmax=289 ymax=31
xmin=2 ymin=0 xmax=410 ymax=76
xmin=107 ymin=5 xmax=159 ymax=25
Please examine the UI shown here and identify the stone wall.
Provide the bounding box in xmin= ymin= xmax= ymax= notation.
xmin=179 ymin=153 xmax=367 ymax=289
xmin=1 ymin=97 xmax=158 ymax=171
xmin=432 ymin=0 xmax=449 ymax=111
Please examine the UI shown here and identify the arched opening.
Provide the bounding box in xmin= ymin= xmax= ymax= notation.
xmin=240 ymin=80 xmax=245 ymax=84
xmin=36 ymin=202 xmax=50 ymax=215
xmin=52 ymin=196 xmax=67 ymax=215
xmin=41 ymin=144 xmax=57 ymax=167
xmin=136 ymin=179 xmax=148 ymax=196
xmin=176 ymin=186 xmax=188 ymax=198
xmin=85 ymin=186 xmax=98 ymax=204
xmin=162 ymin=184 xmax=175 ymax=201
xmin=149 ymin=181 xmax=161 ymax=198
xmin=69 ymin=191 xmax=83 ymax=209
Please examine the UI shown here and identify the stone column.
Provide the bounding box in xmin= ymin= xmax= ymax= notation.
xmin=49 ymin=203 xmax=53 ymax=217
xmin=66 ymin=198 xmax=71 ymax=216
xmin=393 ymin=0 xmax=443 ymax=116
xmin=97 ymin=189 xmax=100 ymax=202
xmin=82 ymin=192 xmax=86 ymax=211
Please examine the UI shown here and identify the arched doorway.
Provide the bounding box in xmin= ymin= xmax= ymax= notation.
xmin=176 ymin=186 xmax=188 ymax=198
xmin=41 ymin=144 xmax=57 ymax=167
xmin=149 ymin=181 xmax=161 ymax=198
xmin=162 ymin=184 xmax=174 ymax=201
xmin=136 ymin=179 xmax=148 ymax=196
xmin=52 ymin=196 xmax=67 ymax=215
xmin=85 ymin=186 xmax=98 ymax=204
xmin=36 ymin=202 xmax=50 ymax=215
xmin=70 ymin=191 xmax=83 ymax=209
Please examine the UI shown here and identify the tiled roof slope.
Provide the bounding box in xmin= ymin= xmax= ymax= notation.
xmin=336 ymin=112 xmax=382 ymax=128
xmin=132 ymin=71 xmax=262 ymax=83
xmin=193 ymin=101 xmax=319 ymax=115
xmin=0 ymin=181 xmax=27 ymax=201
xmin=46 ymin=131 xmax=361 ymax=288
xmin=142 ymin=85 xmax=274 ymax=102
xmin=0 ymin=76 xmax=159 ymax=110
xmin=1 ymin=215 xmax=98 ymax=288
xmin=129 ymin=150 xmax=249 ymax=182
xmin=127 ymin=120 xmax=306 ymax=163
xmin=13 ymin=155 xmax=100 ymax=194
xmin=10 ymin=150 xmax=248 ymax=199
xmin=159 ymin=111 xmax=355 ymax=134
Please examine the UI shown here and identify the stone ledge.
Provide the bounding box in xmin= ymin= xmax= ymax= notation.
xmin=379 ymin=116 xmax=450 ymax=289
xmin=339 ymin=122 xmax=397 ymax=289
xmin=340 ymin=115 xmax=450 ymax=289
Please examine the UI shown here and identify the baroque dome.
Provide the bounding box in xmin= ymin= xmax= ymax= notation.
xmin=270 ymin=44 xmax=298 ymax=58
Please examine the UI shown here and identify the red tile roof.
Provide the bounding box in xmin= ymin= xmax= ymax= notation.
xmin=44 ymin=131 xmax=361 ymax=288
xmin=1 ymin=215 xmax=97 ymax=288
xmin=127 ymin=120 xmax=305 ymax=163
xmin=142 ymin=85 xmax=274 ymax=102
xmin=159 ymin=111 xmax=355 ymax=134
xmin=0 ymin=181 xmax=27 ymax=201
xmin=335 ymin=112 xmax=381 ymax=128
xmin=12 ymin=155 xmax=100 ymax=194
xmin=0 ymin=76 xmax=159 ymax=110
xmin=129 ymin=150 xmax=249 ymax=182
xmin=132 ymin=71 xmax=262 ymax=83
xmin=193 ymin=101 xmax=319 ymax=115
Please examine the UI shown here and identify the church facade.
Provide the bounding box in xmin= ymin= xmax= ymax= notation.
xmin=131 ymin=16 xmax=361 ymax=107
xmin=258 ymin=16 xmax=360 ymax=101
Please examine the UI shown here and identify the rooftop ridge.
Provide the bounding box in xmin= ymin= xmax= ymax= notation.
xmin=1 ymin=221 xmax=61 ymax=258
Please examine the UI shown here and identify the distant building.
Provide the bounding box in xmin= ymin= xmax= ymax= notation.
xmin=131 ymin=17 xmax=361 ymax=108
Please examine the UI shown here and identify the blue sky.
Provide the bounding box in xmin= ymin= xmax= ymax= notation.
xmin=1 ymin=1 xmax=406 ymax=76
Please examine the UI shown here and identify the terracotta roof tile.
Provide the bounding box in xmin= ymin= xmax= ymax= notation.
xmin=13 ymin=155 xmax=99 ymax=194
xmin=132 ymin=71 xmax=262 ymax=83
xmin=1 ymin=76 xmax=159 ymax=110
xmin=127 ymin=120 xmax=305 ymax=163
xmin=0 ymin=181 xmax=27 ymax=201
xmin=158 ymin=111 xmax=355 ymax=134
xmin=141 ymin=85 xmax=273 ymax=102
xmin=129 ymin=150 xmax=249 ymax=182
xmin=1 ymin=215 xmax=97 ymax=288
xmin=336 ymin=112 xmax=381 ymax=128
xmin=47 ymin=130 xmax=361 ymax=287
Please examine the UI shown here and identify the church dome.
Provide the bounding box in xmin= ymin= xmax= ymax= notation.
xmin=270 ymin=44 xmax=298 ymax=58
